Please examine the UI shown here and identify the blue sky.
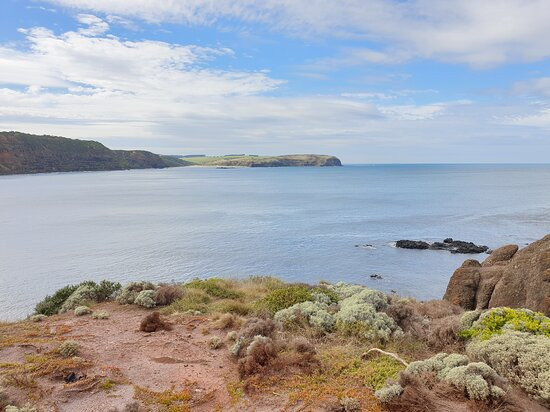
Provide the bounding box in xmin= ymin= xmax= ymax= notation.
xmin=1 ymin=0 xmax=550 ymax=162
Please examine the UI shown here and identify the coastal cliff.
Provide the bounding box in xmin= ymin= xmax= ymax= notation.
xmin=0 ymin=131 xmax=187 ymax=175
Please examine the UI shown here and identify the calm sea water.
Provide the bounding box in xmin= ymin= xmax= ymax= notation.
xmin=2 ymin=164 xmax=550 ymax=320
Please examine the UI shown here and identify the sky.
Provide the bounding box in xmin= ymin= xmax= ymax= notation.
xmin=1 ymin=1 xmax=550 ymax=163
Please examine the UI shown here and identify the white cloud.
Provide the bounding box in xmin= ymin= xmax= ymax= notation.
xmin=76 ymin=13 xmax=110 ymax=36
xmin=1 ymin=14 xmax=549 ymax=162
xmin=513 ymin=77 xmax=550 ymax=97
xmin=44 ymin=0 xmax=550 ymax=67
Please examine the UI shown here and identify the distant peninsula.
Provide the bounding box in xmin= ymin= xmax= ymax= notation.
xmin=181 ymin=154 xmax=342 ymax=167
xmin=0 ymin=131 xmax=342 ymax=175
xmin=0 ymin=131 xmax=187 ymax=175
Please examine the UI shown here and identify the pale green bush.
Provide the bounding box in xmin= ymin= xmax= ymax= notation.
xmin=467 ymin=331 xmax=550 ymax=404
xmin=311 ymin=290 xmax=332 ymax=305
xmin=116 ymin=281 xmax=156 ymax=305
xmin=74 ymin=306 xmax=92 ymax=316
xmin=460 ymin=310 xmax=482 ymax=329
xmin=339 ymin=288 xmax=389 ymax=311
xmin=60 ymin=285 xmax=97 ymax=313
xmin=29 ymin=314 xmax=47 ymax=322
xmin=326 ymin=282 xmax=365 ymax=299
xmin=91 ymin=310 xmax=110 ymax=319
xmin=274 ymin=301 xmax=335 ymax=331
xmin=443 ymin=362 xmax=503 ymax=400
xmin=229 ymin=336 xmax=245 ymax=357
xmin=59 ymin=340 xmax=80 ymax=358
xmin=379 ymin=352 xmax=505 ymax=403
xmin=134 ymin=290 xmax=157 ymax=308
xmin=335 ymin=303 xmax=401 ymax=341
xmin=340 ymin=396 xmax=360 ymax=411
xmin=375 ymin=384 xmax=403 ymax=403
xmin=226 ymin=331 xmax=238 ymax=341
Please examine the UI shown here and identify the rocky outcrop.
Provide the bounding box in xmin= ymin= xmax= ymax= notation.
xmin=396 ymin=238 xmax=488 ymax=254
xmin=443 ymin=235 xmax=550 ymax=315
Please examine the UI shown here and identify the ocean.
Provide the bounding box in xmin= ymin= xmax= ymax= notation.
xmin=2 ymin=164 xmax=550 ymax=320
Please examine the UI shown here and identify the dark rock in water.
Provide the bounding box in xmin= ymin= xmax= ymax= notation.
xmin=370 ymin=273 xmax=383 ymax=280
xmin=444 ymin=236 xmax=550 ymax=315
xmin=395 ymin=240 xmax=430 ymax=250
xmin=430 ymin=240 xmax=488 ymax=254
xmin=396 ymin=238 xmax=488 ymax=254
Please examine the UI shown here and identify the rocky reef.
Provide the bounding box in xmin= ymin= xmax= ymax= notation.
xmin=444 ymin=234 xmax=550 ymax=315
xmin=396 ymin=238 xmax=489 ymax=254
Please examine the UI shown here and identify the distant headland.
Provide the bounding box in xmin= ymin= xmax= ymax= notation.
xmin=0 ymin=131 xmax=342 ymax=175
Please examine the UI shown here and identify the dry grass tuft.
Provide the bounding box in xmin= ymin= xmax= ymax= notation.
xmin=155 ymin=284 xmax=184 ymax=306
xmin=139 ymin=312 xmax=173 ymax=333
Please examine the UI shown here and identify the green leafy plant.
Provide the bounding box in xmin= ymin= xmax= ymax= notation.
xmin=460 ymin=307 xmax=550 ymax=340
xmin=255 ymin=284 xmax=313 ymax=314
xmin=34 ymin=284 xmax=79 ymax=316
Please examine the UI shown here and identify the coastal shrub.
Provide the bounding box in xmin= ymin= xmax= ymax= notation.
xmin=339 ymin=287 xmax=390 ymax=311
xmin=116 ymin=281 xmax=155 ymax=305
xmin=209 ymin=336 xmax=223 ymax=349
xmin=139 ymin=311 xmax=172 ymax=332
xmin=34 ymin=284 xmax=79 ymax=315
xmin=405 ymin=353 xmax=504 ymax=400
xmin=467 ymin=331 xmax=550 ymax=404
xmin=155 ymin=284 xmax=184 ymax=306
xmin=443 ymin=362 xmax=504 ymax=400
xmin=59 ymin=340 xmax=80 ymax=358
xmin=335 ymin=303 xmax=402 ymax=342
xmin=340 ymin=397 xmax=360 ymax=412
xmin=378 ymin=352 xmax=506 ymax=405
xmin=275 ymin=301 xmax=335 ymax=332
xmin=375 ymin=384 xmax=403 ymax=403
xmin=74 ymin=306 xmax=92 ymax=316
xmin=460 ymin=310 xmax=482 ymax=330
xmin=163 ymin=288 xmax=211 ymax=313
xmin=186 ymin=278 xmax=242 ymax=299
xmin=460 ymin=307 xmax=550 ymax=340
xmin=91 ymin=310 xmax=110 ymax=319
xmin=29 ymin=314 xmax=47 ymax=322
xmin=59 ymin=280 xmax=121 ymax=313
xmin=238 ymin=335 xmax=278 ymax=377
xmin=325 ymin=282 xmax=365 ymax=299
xmin=256 ymin=284 xmax=313 ymax=314
xmin=60 ymin=284 xmax=97 ymax=312
xmin=134 ymin=290 xmax=157 ymax=308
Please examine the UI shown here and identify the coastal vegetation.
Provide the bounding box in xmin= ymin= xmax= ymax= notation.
xmin=1 ymin=274 xmax=548 ymax=411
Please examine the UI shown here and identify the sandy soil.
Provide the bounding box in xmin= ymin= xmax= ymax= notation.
xmin=1 ymin=303 xmax=246 ymax=411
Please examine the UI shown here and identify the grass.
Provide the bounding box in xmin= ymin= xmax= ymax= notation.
xmin=185 ymin=278 xmax=243 ymax=299
xmin=134 ymin=385 xmax=192 ymax=411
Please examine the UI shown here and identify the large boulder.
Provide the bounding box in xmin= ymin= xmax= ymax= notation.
xmin=443 ymin=235 xmax=550 ymax=315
